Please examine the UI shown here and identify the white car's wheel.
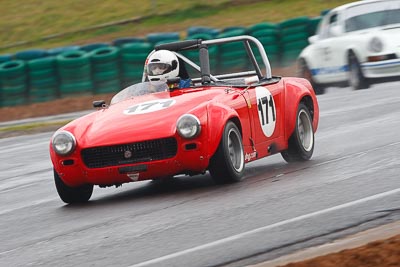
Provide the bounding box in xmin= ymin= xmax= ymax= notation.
xmin=348 ymin=53 xmax=369 ymax=90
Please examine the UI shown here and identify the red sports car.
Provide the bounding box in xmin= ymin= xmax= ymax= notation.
xmin=50 ymin=35 xmax=319 ymax=204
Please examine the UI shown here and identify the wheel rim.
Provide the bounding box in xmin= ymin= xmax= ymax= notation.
xmin=297 ymin=109 xmax=313 ymax=152
xmin=227 ymin=128 xmax=244 ymax=172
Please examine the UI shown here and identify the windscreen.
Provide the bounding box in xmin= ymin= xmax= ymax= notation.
xmin=110 ymin=82 xmax=168 ymax=105
xmin=345 ymin=1 xmax=400 ymax=32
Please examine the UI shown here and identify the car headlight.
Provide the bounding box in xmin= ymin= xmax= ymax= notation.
xmin=176 ymin=114 xmax=201 ymax=139
xmin=368 ymin=37 xmax=383 ymax=53
xmin=52 ymin=131 xmax=76 ymax=156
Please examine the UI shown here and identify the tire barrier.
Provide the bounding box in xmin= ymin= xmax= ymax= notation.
xmin=187 ymin=26 xmax=220 ymax=38
xmin=0 ymin=54 xmax=12 ymax=64
xmin=56 ymin=51 xmax=93 ymax=96
xmin=0 ymin=60 xmax=28 ymax=107
xmin=146 ymin=32 xmax=180 ymax=46
xmin=80 ymin=42 xmax=110 ymax=52
xmin=47 ymin=45 xmax=81 ymax=56
xmin=248 ymin=22 xmax=280 ymax=66
xmin=308 ymin=16 xmax=322 ymax=36
xmin=0 ymin=14 xmax=326 ymax=107
xmin=15 ymin=49 xmax=48 ymax=61
xmin=89 ymin=46 xmax=121 ymax=94
xmin=217 ymin=29 xmax=249 ymax=72
xmin=120 ymin=42 xmax=152 ymax=87
xmin=28 ymin=57 xmax=58 ymax=102
xmin=112 ymin=37 xmax=145 ymax=47
xmin=279 ymin=16 xmax=311 ymax=67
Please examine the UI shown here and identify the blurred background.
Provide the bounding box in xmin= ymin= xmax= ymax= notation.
xmin=0 ymin=0 xmax=352 ymax=108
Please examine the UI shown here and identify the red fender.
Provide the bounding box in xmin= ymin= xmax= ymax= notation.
xmin=206 ymin=102 xmax=241 ymax=159
xmin=283 ymin=78 xmax=319 ymax=141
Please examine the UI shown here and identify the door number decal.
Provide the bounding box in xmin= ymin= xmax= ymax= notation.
xmin=255 ymin=87 xmax=276 ymax=137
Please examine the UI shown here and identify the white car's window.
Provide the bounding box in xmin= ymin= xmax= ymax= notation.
xmin=317 ymin=12 xmax=338 ymax=39
xmin=110 ymin=82 xmax=168 ymax=105
xmin=345 ymin=1 xmax=400 ymax=32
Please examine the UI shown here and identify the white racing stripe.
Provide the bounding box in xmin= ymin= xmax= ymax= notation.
xmin=129 ymin=187 xmax=400 ymax=267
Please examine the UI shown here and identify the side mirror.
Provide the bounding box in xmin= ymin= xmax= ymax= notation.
xmin=308 ymin=35 xmax=318 ymax=44
xmin=329 ymin=25 xmax=343 ymax=37
xmin=93 ymin=100 xmax=106 ymax=108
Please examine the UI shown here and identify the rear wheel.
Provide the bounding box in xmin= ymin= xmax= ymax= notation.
xmin=281 ymin=103 xmax=314 ymax=162
xmin=348 ymin=53 xmax=369 ymax=90
xmin=209 ymin=121 xmax=245 ymax=184
xmin=298 ymin=58 xmax=325 ymax=95
xmin=54 ymin=169 xmax=93 ymax=204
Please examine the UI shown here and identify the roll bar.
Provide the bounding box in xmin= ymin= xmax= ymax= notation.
xmin=154 ymin=35 xmax=272 ymax=83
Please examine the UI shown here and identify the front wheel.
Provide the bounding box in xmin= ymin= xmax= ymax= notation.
xmin=348 ymin=53 xmax=369 ymax=90
xmin=54 ymin=169 xmax=93 ymax=204
xmin=209 ymin=121 xmax=245 ymax=184
xmin=281 ymin=103 xmax=314 ymax=162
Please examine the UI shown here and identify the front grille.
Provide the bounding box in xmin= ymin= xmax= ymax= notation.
xmin=81 ymin=137 xmax=177 ymax=169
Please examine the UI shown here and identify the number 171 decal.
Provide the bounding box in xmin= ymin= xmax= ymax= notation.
xmin=255 ymin=87 xmax=276 ymax=137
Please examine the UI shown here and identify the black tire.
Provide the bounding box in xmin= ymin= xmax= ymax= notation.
xmin=209 ymin=121 xmax=245 ymax=184
xmin=298 ymin=58 xmax=325 ymax=95
xmin=54 ymin=169 xmax=93 ymax=204
xmin=348 ymin=52 xmax=369 ymax=90
xmin=281 ymin=103 xmax=314 ymax=162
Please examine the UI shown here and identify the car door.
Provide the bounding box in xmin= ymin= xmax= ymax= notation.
xmin=245 ymin=82 xmax=283 ymax=158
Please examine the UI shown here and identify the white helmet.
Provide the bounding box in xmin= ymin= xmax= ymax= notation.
xmin=146 ymin=50 xmax=179 ymax=85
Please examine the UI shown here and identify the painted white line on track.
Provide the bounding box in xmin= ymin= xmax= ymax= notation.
xmin=129 ymin=187 xmax=400 ymax=267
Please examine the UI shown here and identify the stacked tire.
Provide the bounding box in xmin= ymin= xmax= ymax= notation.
xmin=0 ymin=54 xmax=12 ymax=64
xmin=15 ymin=49 xmax=48 ymax=61
xmin=56 ymin=51 xmax=93 ymax=96
xmin=80 ymin=43 xmax=109 ymax=52
xmin=146 ymin=32 xmax=180 ymax=47
xmin=120 ymin=42 xmax=152 ymax=87
xmin=186 ymin=26 xmax=220 ymax=38
xmin=217 ymin=29 xmax=249 ymax=73
xmin=0 ymin=60 xmax=28 ymax=106
xmin=279 ymin=16 xmax=311 ymax=67
xmin=112 ymin=37 xmax=145 ymax=47
xmin=90 ymin=46 xmax=121 ymax=94
xmin=248 ymin=22 xmax=280 ymax=66
xmin=47 ymin=46 xmax=81 ymax=56
xmin=28 ymin=57 xmax=59 ymax=102
xmin=308 ymin=16 xmax=322 ymax=36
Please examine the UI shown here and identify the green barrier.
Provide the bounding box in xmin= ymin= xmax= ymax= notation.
xmin=0 ymin=60 xmax=28 ymax=106
xmin=57 ymin=51 xmax=92 ymax=96
xmin=28 ymin=57 xmax=58 ymax=102
xmin=146 ymin=32 xmax=180 ymax=45
xmin=279 ymin=16 xmax=310 ymax=29
xmin=248 ymin=22 xmax=278 ymax=33
xmin=90 ymin=47 xmax=121 ymax=94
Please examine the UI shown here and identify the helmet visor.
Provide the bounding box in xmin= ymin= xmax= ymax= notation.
xmin=147 ymin=63 xmax=172 ymax=76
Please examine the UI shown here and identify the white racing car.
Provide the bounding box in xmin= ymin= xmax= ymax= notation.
xmin=298 ymin=0 xmax=400 ymax=94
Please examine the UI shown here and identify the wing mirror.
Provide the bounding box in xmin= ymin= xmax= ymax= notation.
xmin=329 ymin=25 xmax=343 ymax=37
xmin=308 ymin=35 xmax=319 ymax=44
xmin=93 ymin=100 xmax=106 ymax=108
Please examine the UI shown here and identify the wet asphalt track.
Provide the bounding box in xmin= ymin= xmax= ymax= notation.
xmin=1 ymin=82 xmax=400 ymax=267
